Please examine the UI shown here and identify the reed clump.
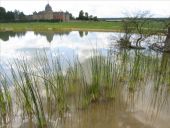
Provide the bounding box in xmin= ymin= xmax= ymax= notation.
xmin=0 ymin=49 xmax=170 ymax=127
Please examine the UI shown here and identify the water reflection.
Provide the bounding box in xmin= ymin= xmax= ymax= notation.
xmin=0 ymin=31 xmax=26 ymax=41
xmin=34 ymin=31 xmax=70 ymax=43
xmin=78 ymin=31 xmax=88 ymax=38
xmin=1 ymin=31 xmax=170 ymax=128
xmin=116 ymin=49 xmax=170 ymax=128
xmin=11 ymin=49 xmax=170 ymax=128
xmin=0 ymin=31 xmax=90 ymax=42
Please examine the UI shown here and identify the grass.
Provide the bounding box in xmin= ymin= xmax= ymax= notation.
xmin=0 ymin=21 xmax=122 ymax=32
xmin=0 ymin=21 xmax=164 ymax=32
xmin=0 ymin=49 xmax=170 ymax=127
xmin=0 ymin=74 xmax=12 ymax=127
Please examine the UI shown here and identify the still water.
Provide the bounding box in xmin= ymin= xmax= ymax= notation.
xmin=0 ymin=31 xmax=112 ymax=71
xmin=0 ymin=31 xmax=170 ymax=128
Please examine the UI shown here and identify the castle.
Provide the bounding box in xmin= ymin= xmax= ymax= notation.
xmin=30 ymin=4 xmax=70 ymax=21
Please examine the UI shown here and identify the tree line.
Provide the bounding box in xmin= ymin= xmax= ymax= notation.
xmin=77 ymin=10 xmax=98 ymax=21
xmin=0 ymin=6 xmax=99 ymax=22
xmin=0 ymin=7 xmax=26 ymax=22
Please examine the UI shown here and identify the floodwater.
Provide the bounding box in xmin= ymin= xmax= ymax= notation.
xmin=0 ymin=31 xmax=170 ymax=128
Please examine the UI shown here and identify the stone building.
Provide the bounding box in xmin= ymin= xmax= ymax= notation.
xmin=31 ymin=4 xmax=70 ymax=21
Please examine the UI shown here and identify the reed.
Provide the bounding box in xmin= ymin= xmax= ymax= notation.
xmin=0 ymin=48 xmax=170 ymax=127
xmin=0 ymin=74 xmax=12 ymax=128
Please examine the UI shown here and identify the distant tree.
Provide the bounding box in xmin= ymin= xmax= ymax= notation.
xmin=78 ymin=10 xmax=84 ymax=20
xmin=0 ymin=7 xmax=26 ymax=22
xmin=18 ymin=12 xmax=26 ymax=20
xmin=14 ymin=10 xmax=25 ymax=20
xmin=77 ymin=10 xmax=98 ymax=21
xmin=0 ymin=7 xmax=6 ymax=21
xmin=93 ymin=16 xmax=98 ymax=21
xmin=69 ymin=13 xmax=75 ymax=20
xmin=89 ymin=15 xmax=93 ymax=20
xmin=85 ymin=12 xmax=89 ymax=20
xmin=0 ymin=7 xmax=6 ymax=13
xmin=14 ymin=10 xmax=20 ymax=20
xmin=5 ymin=11 xmax=15 ymax=21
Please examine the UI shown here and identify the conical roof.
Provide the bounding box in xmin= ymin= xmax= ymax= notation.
xmin=45 ymin=4 xmax=52 ymax=11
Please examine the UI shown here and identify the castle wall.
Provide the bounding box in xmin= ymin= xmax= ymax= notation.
xmin=43 ymin=11 xmax=53 ymax=20
xmin=53 ymin=12 xmax=65 ymax=21
xmin=32 ymin=4 xmax=70 ymax=21
xmin=65 ymin=13 xmax=70 ymax=22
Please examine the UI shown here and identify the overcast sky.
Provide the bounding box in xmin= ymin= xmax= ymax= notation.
xmin=0 ymin=0 xmax=170 ymax=18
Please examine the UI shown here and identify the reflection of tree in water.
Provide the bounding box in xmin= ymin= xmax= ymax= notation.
xmin=79 ymin=31 xmax=88 ymax=38
xmin=34 ymin=31 xmax=70 ymax=43
xmin=150 ymin=27 xmax=170 ymax=52
xmin=145 ymin=52 xmax=170 ymax=122
xmin=79 ymin=31 xmax=84 ymax=37
xmin=0 ymin=31 xmax=26 ymax=41
xmin=85 ymin=31 xmax=88 ymax=36
xmin=113 ymin=49 xmax=170 ymax=123
xmin=154 ymin=52 xmax=170 ymax=87
xmin=164 ymin=27 xmax=170 ymax=51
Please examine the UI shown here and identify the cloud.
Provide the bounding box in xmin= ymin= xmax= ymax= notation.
xmin=1 ymin=0 xmax=170 ymax=18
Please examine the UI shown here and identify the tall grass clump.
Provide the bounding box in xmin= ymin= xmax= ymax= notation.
xmin=25 ymin=51 xmax=69 ymax=124
xmin=81 ymin=50 xmax=117 ymax=106
xmin=0 ymin=48 xmax=170 ymax=127
xmin=11 ymin=59 xmax=47 ymax=128
xmin=0 ymin=74 xmax=12 ymax=128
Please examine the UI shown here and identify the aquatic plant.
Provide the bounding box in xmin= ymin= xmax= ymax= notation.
xmin=0 ymin=74 xmax=12 ymax=128
xmin=0 ymin=48 xmax=170 ymax=127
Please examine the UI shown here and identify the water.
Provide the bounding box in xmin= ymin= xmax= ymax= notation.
xmin=0 ymin=31 xmax=170 ymax=128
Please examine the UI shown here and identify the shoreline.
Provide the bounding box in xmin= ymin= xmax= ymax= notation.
xmin=0 ymin=21 xmax=164 ymax=33
xmin=0 ymin=28 xmax=121 ymax=32
xmin=0 ymin=21 xmax=124 ymax=32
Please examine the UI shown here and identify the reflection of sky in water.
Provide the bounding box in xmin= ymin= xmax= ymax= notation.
xmin=1 ymin=31 xmax=170 ymax=127
xmin=0 ymin=32 xmax=167 ymax=77
xmin=0 ymin=31 xmax=164 ymax=73
xmin=0 ymin=31 xmax=114 ymax=73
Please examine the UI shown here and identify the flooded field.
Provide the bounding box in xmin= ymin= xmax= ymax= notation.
xmin=0 ymin=31 xmax=170 ymax=128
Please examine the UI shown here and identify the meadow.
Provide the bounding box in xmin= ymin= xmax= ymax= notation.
xmin=0 ymin=21 xmax=164 ymax=32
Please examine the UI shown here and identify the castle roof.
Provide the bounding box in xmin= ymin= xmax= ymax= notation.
xmin=45 ymin=4 xmax=52 ymax=12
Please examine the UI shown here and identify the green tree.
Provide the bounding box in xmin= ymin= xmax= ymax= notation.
xmin=14 ymin=10 xmax=20 ymax=20
xmin=93 ymin=16 xmax=98 ymax=21
xmin=89 ymin=15 xmax=93 ymax=20
xmin=5 ymin=11 xmax=15 ymax=21
xmin=19 ymin=12 xmax=26 ymax=20
xmin=85 ymin=12 xmax=89 ymax=20
xmin=14 ymin=10 xmax=25 ymax=20
xmin=69 ymin=13 xmax=75 ymax=20
xmin=0 ymin=7 xmax=6 ymax=21
xmin=78 ymin=10 xmax=84 ymax=20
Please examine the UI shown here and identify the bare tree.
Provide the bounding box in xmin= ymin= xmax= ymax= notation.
xmin=118 ymin=11 xmax=154 ymax=49
xmin=117 ymin=18 xmax=134 ymax=48
xmin=150 ymin=17 xmax=170 ymax=52
xmin=163 ymin=27 xmax=170 ymax=51
xmin=163 ymin=18 xmax=170 ymax=51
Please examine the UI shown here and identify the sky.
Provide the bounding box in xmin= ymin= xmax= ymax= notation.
xmin=0 ymin=0 xmax=170 ymax=18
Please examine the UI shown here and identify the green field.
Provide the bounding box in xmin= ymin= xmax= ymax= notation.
xmin=0 ymin=21 xmax=122 ymax=32
xmin=0 ymin=21 xmax=164 ymax=32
